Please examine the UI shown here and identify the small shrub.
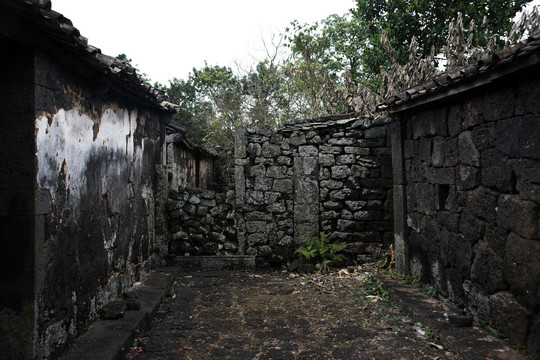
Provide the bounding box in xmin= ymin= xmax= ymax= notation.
xmin=294 ymin=233 xmax=347 ymax=272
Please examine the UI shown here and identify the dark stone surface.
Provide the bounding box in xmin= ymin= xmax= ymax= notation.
xmin=470 ymin=241 xmax=506 ymax=294
xmin=497 ymin=195 xmax=539 ymax=240
xmin=503 ymin=233 xmax=540 ymax=309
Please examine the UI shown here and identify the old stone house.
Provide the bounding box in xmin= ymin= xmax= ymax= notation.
xmin=2 ymin=0 xmax=540 ymax=359
xmin=380 ymin=33 xmax=540 ymax=356
xmin=0 ymin=0 xmax=177 ymax=358
xmin=165 ymin=121 xmax=217 ymax=191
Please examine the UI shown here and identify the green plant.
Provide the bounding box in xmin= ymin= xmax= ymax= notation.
xmin=294 ymin=233 xmax=347 ymax=271
xmin=362 ymin=273 xmax=390 ymax=302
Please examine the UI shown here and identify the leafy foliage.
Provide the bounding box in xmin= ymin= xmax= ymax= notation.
xmin=353 ymin=0 xmax=532 ymax=78
xmin=157 ymin=2 xmax=539 ymax=150
xmin=294 ymin=233 xmax=347 ymax=271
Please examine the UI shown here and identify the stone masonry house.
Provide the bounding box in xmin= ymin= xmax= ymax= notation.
xmin=380 ymin=33 xmax=540 ymax=356
xmin=0 ymin=1 xmax=178 ymax=358
xmin=165 ymin=121 xmax=217 ymax=191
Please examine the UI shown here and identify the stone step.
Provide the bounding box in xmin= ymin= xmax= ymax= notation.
xmin=170 ymin=255 xmax=257 ymax=271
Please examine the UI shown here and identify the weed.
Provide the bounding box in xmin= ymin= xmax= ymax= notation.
xmin=362 ymin=273 xmax=390 ymax=302
xmin=294 ymin=233 xmax=346 ymax=272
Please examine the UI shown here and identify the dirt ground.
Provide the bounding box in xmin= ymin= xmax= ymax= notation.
xmin=126 ymin=267 xmax=457 ymax=360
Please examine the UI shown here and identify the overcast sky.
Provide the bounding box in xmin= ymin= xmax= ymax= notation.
xmin=51 ymin=0 xmax=538 ymax=85
xmin=51 ymin=0 xmax=356 ymax=85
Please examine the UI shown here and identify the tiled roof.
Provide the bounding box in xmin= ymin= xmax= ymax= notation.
xmin=376 ymin=32 xmax=540 ymax=112
xmin=0 ymin=0 xmax=178 ymax=112
xmin=166 ymin=122 xmax=218 ymax=157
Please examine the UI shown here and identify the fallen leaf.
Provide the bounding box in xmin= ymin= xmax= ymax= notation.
xmin=428 ymin=342 xmax=444 ymax=350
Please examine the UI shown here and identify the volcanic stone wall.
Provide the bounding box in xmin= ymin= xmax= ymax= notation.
xmin=234 ymin=116 xmax=394 ymax=266
xmin=166 ymin=188 xmax=237 ymax=257
xmin=391 ymin=72 xmax=540 ymax=354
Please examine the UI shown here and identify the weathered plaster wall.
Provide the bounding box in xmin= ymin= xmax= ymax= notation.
xmin=391 ymin=70 xmax=540 ymax=356
xmin=0 ymin=47 xmax=168 ymax=359
xmin=234 ymin=117 xmax=394 ymax=266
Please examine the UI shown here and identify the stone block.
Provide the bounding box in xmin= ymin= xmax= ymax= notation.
xmin=456 ymin=165 xmax=480 ymax=191
xmin=471 ymin=124 xmax=495 ymax=153
xmin=336 ymin=219 xmax=365 ymax=232
xmin=336 ymin=154 xmax=355 ymax=165
xmin=443 ymin=137 xmax=459 ymax=167
xmin=353 ymin=211 xmax=382 ymax=221
xmin=470 ymin=241 xmax=506 ymax=294
xmin=496 ymin=117 xmax=521 ymax=157
xmin=345 ymin=200 xmax=367 ymax=211
xmin=323 ymin=201 xmax=343 ymax=210
xmin=330 ymin=189 xmax=352 ymax=201
xmin=519 ymin=114 xmax=540 ymax=160
xmin=247 ymin=233 xmax=267 ymax=247
xmin=328 ymin=137 xmax=356 ymax=146
xmin=294 ymin=204 xmax=319 ymax=223
xmin=319 ymin=144 xmax=342 ymax=154
xmin=445 ymin=268 xmax=465 ymax=305
xmin=483 ymin=87 xmax=515 ymax=121
xmin=234 ymin=128 xmax=247 ymax=158
xmin=504 ymin=232 xmax=540 ymax=309
xmin=320 ymin=180 xmax=343 ymax=189
xmin=295 ymin=222 xmax=319 ymax=243
xmin=364 ymin=126 xmax=386 ymax=139
xmin=266 ymin=165 xmax=286 ymax=179
xmin=200 ymin=198 xmax=217 ymax=207
xmin=247 ymin=220 xmax=267 ymax=234
xmin=196 ymin=206 xmax=208 ymax=216
xmin=277 ymin=156 xmax=292 ymax=166
xmin=424 ymin=167 xmax=455 ymax=185
xmin=321 ymin=210 xmax=339 ymax=219
xmin=419 ymin=137 xmax=432 ymax=163
xmin=459 ymin=210 xmax=484 ymax=245
xmin=344 ymin=146 xmax=369 ymax=155
xmin=528 ymin=315 xmax=540 ymax=359
xmin=447 ymin=105 xmax=462 ymax=137
xmin=431 ymin=137 xmax=445 ymax=167
xmin=319 ymin=167 xmax=331 ymax=180
xmin=254 ymin=176 xmax=272 ymax=191
xmin=437 ymin=211 xmax=460 ymax=233
xmin=288 ymin=133 xmax=306 ymax=146
xmin=481 ymin=149 xmax=514 ymax=193
xmin=404 ymin=140 xmax=416 ymax=159
xmin=489 ymin=292 xmax=532 ymax=348
xmin=458 ymin=131 xmax=480 ymax=166
xmin=318 ymin=153 xmax=335 ymax=167
xmin=340 ymin=209 xmax=353 ymax=220
xmin=447 ymin=233 xmax=472 ymax=279
xmin=497 ymin=195 xmax=538 ymax=240
xmin=264 ymin=191 xmax=280 ymax=204
xmin=351 ymin=165 xmax=369 ymax=178
xmin=513 ymin=158 xmax=540 ymax=202
xmin=331 ymin=165 xmax=351 ymax=180
xmin=434 ymin=107 xmax=448 ymax=136
xmin=466 ymin=186 xmax=498 ymax=224
xmin=298 ymin=145 xmax=318 ymax=157
xmin=463 ymin=281 xmax=491 ymax=319
xmin=246 ymin=190 xmax=265 ymax=205
xmin=261 ymin=142 xmax=281 ymax=158
xmin=246 ymin=143 xmax=261 ymax=158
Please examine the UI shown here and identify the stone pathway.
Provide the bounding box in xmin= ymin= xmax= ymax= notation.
xmin=126 ymin=270 xmax=456 ymax=359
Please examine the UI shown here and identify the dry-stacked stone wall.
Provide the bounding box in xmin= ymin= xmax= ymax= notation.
xmin=166 ymin=189 xmax=237 ymax=257
xmin=235 ymin=116 xmax=394 ymax=266
xmin=391 ymin=73 xmax=540 ymax=354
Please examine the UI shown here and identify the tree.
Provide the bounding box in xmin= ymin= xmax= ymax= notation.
xmin=353 ymin=0 xmax=532 ymax=78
